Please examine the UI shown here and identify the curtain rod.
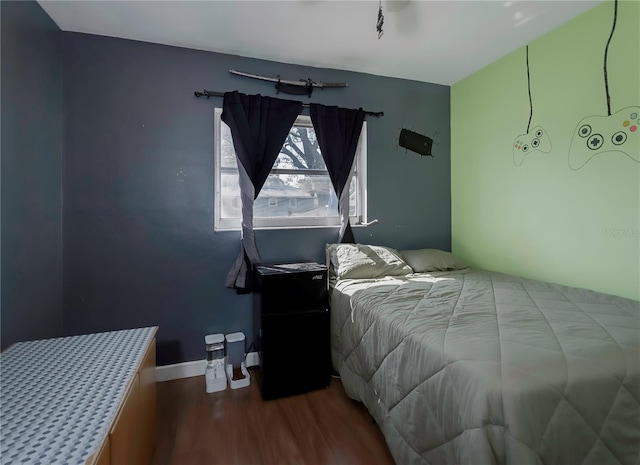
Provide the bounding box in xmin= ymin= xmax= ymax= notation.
xmin=194 ymin=90 xmax=384 ymax=118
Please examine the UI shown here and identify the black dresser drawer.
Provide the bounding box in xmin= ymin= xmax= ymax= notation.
xmin=255 ymin=263 xmax=327 ymax=315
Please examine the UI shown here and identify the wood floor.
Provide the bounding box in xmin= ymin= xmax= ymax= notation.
xmin=151 ymin=370 xmax=395 ymax=465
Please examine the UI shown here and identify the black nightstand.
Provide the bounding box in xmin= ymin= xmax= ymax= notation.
xmin=253 ymin=262 xmax=331 ymax=400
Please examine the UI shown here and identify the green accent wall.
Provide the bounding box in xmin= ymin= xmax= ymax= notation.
xmin=452 ymin=0 xmax=640 ymax=300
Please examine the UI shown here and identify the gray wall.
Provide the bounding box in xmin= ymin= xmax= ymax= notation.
xmin=1 ymin=1 xmax=63 ymax=349
xmin=62 ymin=32 xmax=451 ymax=365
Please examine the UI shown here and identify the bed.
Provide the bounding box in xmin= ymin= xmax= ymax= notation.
xmin=327 ymin=244 xmax=640 ymax=465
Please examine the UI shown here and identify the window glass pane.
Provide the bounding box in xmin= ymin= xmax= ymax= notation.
xmin=215 ymin=108 xmax=365 ymax=230
xmin=348 ymin=177 xmax=357 ymax=217
xmin=220 ymin=123 xmax=237 ymax=169
xmin=221 ymin=173 xmax=357 ymax=220
xmin=256 ymin=174 xmax=335 ymax=218
xmin=220 ymin=173 xmax=240 ymax=218
xmin=275 ymin=126 xmax=327 ymax=171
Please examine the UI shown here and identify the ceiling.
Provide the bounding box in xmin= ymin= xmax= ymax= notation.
xmin=38 ymin=0 xmax=604 ymax=86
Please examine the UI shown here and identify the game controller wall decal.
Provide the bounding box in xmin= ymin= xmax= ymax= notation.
xmin=568 ymin=0 xmax=639 ymax=170
xmin=569 ymin=107 xmax=640 ymax=169
xmin=513 ymin=46 xmax=552 ymax=166
xmin=514 ymin=126 xmax=552 ymax=165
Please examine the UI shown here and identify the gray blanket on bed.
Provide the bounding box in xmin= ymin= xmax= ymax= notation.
xmin=330 ymin=269 xmax=640 ymax=465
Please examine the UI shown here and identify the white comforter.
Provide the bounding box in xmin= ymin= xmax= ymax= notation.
xmin=330 ymin=269 xmax=640 ymax=465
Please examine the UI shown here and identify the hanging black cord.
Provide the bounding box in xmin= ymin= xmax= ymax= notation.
xmin=377 ymin=0 xmax=384 ymax=39
xmin=526 ymin=45 xmax=533 ymax=134
xmin=604 ymin=0 xmax=618 ymax=116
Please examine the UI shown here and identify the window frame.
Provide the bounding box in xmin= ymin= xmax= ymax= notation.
xmin=214 ymin=108 xmax=367 ymax=231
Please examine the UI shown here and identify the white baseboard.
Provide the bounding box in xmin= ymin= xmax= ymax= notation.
xmin=245 ymin=351 xmax=259 ymax=368
xmin=155 ymin=359 xmax=206 ymax=382
xmin=156 ymin=351 xmax=259 ymax=383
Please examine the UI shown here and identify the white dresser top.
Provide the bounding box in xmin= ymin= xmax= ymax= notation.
xmin=1 ymin=327 xmax=157 ymax=465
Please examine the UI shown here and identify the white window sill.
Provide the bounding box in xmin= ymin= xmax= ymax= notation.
xmin=214 ymin=220 xmax=376 ymax=233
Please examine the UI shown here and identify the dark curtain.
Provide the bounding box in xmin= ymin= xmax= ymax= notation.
xmin=221 ymin=91 xmax=302 ymax=292
xmin=310 ymin=104 xmax=365 ymax=243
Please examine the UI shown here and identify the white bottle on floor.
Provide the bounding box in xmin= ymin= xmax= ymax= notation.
xmin=205 ymin=334 xmax=227 ymax=393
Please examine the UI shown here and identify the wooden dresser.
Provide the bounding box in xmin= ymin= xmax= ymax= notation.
xmin=0 ymin=327 xmax=158 ymax=465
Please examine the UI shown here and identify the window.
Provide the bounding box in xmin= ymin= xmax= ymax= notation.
xmin=214 ymin=108 xmax=367 ymax=230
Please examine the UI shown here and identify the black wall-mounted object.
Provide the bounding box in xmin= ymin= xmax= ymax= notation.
xmin=399 ymin=128 xmax=433 ymax=157
xmin=229 ymin=69 xmax=347 ymax=98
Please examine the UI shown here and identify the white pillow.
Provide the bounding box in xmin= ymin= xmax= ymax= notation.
xmin=399 ymin=248 xmax=469 ymax=272
xmin=326 ymin=243 xmax=413 ymax=280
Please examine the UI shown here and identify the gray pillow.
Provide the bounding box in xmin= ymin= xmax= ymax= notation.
xmin=399 ymin=248 xmax=469 ymax=272
xmin=326 ymin=243 xmax=413 ymax=279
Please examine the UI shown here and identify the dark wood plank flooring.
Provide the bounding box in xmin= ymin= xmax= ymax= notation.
xmin=152 ymin=370 xmax=395 ymax=465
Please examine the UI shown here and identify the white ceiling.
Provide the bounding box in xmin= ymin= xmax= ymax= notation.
xmin=38 ymin=0 xmax=604 ymax=86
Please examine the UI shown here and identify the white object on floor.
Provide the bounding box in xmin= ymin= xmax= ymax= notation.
xmin=205 ymin=364 xmax=227 ymax=393
xmin=225 ymin=332 xmax=246 ymax=369
xmin=155 ymin=351 xmax=259 ymax=382
xmin=204 ymin=333 xmax=226 ymax=393
xmin=226 ymin=361 xmax=250 ymax=389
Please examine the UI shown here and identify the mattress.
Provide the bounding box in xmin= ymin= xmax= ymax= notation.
xmin=330 ymin=269 xmax=640 ymax=465
xmin=0 ymin=327 xmax=157 ymax=465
